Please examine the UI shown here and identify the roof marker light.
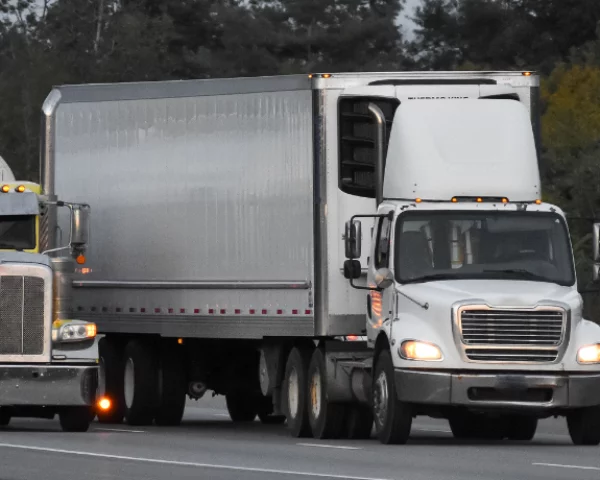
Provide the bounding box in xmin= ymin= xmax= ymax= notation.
xmin=15 ymin=185 xmax=25 ymax=193
xmin=0 ymin=185 xmax=9 ymax=193
xmin=451 ymin=197 xmax=458 ymax=203
xmin=502 ymin=197 xmax=509 ymax=203
xmin=322 ymin=74 xmax=332 ymax=78
xmin=523 ymin=71 xmax=532 ymax=76
xmin=415 ymin=198 xmax=422 ymax=203
xmin=535 ymin=199 xmax=542 ymax=205
xmin=476 ymin=197 xmax=483 ymax=203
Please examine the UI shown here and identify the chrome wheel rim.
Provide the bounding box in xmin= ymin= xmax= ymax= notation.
xmin=373 ymin=371 xmax=388 ymax=427
xmin=124 ymin=358 xmax=135 ymax=408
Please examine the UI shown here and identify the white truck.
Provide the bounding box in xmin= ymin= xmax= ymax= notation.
xmin=0 ymin=155 xmax=99 ymax=432
xmin=41 ymin=71 xmax=600 ymax=444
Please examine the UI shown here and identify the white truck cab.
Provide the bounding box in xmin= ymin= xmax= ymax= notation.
xmin=343 ymin=95 xmax=600 ymax=445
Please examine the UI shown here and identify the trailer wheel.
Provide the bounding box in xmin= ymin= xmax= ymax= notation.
xmin=346 ymin=405 xmax=373 ymax=440
xmin=154 ymin=342 xmax=186 ymax=426
xmin=372 ymin=350 xmax=412 ymax=445
xmin=506 ymin=416 xmax=537 ymax=441
xmin=0 ymin=408 xmax=10 ymax=427
xmin=307 ymin=348 xmax=346 ymax=439
xmin=226 ymin=390 xmax=258 ymax=422
xmin=123 ymin=339 xmax=158 ymax=426
xmin=97 ymin=337 xmax=126 ymax=424
xmin=567 ymin=406 xmax=600 ymax=445
xmin=59 ymin=407 xmax=94 ymax=432
xmin=282 ymin=346 xmax=312 ymax=437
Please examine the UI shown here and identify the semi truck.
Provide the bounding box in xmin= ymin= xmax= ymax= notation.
xmin=41 ymin=71 xmax=600 ymax=444
xmin=0 ymin=154 xmax=98 ymax=432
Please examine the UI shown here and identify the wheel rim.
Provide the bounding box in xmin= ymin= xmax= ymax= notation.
xmin=124 ymin=358 xmax=135 ymax=408
xmin=288 ymin=368 xmax=299 ymax=419
xmin=373 ymin=371 xmax=388 ymax=427
xmin=310 ymin=371 xmax=321 ymax=419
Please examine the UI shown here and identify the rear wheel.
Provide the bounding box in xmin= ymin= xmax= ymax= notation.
xmin=282 ymin=346 xmax=312 ymax=438
xmin=97 ymin=336 xmax=125 ymax=424
xmin=307 ymin=348 xmax=346 ymax=439
xmin=154 ymin=342 xmax=187 ymax=426
xmin=123 ymin=339 xmax=158 ymax=426
xmin=59 ymin=407 xmax=94 ymax=432
xmin=567 ymin=406 xmax=600 ymax=445
xmin=372 ymin=350 xmax=412 ymax=445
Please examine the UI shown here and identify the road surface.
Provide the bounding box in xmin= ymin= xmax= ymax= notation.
xmin=0 ymin=396 xmax=598 ymax=480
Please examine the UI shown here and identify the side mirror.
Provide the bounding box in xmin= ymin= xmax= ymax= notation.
xmin=344 ymin=220 xmax=362 ymax=259
xmin=70 ymin=204 xmax=90 ymax=248
xmin=343 ymin=259 xmax=362 ymax=280
xmin=375 ymin=268 xmax=394 ymax=290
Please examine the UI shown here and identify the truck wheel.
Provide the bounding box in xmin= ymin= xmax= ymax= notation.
xmin=59 ymin=407 xmax=94 ymax=432
xmin=346 ymin=405 xmax=373 ymax=439
xmin=154 ymin=343 xmax=186 ymax=426
xmin=97 ymin=337 xmax=125 ymax=424
xmin=123 ymin=339 xmax=158 ymax=426
xmin=567 ymin=406 xmax=600 ymax=445
xmin=506 ymin=416 xmax=537 ymax=441
xmin=448 ymin=412 xmax=475 ymax=439
xmin=226 ymin=390 xmax=258 ymax=422
xmin=257 ymin=396 xmax=286 ymax=424
xmin=282 ymin=346 xmax=312 ymax=437
xmin=0 ymin=408 xmax=11 ymax=427
xmin=307 ymin=348 xmax=346 ymax=439
xmin=372 ymin=350 xmax=412 ymax=444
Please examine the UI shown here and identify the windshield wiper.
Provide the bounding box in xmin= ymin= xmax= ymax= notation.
xmin=403 ymin=273 xmax=460 ymax=284
xmin=483 ymin=268 xmax=549 ymax=282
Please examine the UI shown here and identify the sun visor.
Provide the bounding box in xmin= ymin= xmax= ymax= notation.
xmin=0 ymin=192 xmax=40 ymax=215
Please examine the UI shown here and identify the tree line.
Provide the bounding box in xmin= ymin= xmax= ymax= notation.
xmin=2 ymin=0 xmax=600 ymax=308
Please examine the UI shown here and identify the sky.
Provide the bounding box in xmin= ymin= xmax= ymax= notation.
xmin=400 ymin=0 xmax=421 ymax=39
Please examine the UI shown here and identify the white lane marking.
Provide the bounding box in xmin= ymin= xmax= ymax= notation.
xmin=298 ymin=443 xmax=363 ymax=450
xmin=94 ymin=428 xmax=145 ymax=433
xmin=0 ymin=443 xmax=390 ymax=480
xmin=533 ymin=462 xmax=600 ymax=471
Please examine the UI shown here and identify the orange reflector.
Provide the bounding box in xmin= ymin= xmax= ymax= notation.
xmin=476 ymin=197 xmax=483 ymax=203
xmin=1 ymin=185 xmax=9 ymax=193
xmin=535 ymin=199 xmax=542 ymax=205
xmin=177 ymin=338 xmax=183 ymax=345
xmin=415 ymin=198 xmax=422 ymax=203
xmin=76 ymin=254 xmax=86 ymax=265
xmin=322 ymin=74 xmax=332 ymax=78
xmin=15 ymin=185 xmax=25 ymax=193
xmin=98 ymin=397 xmax=111 ymax=411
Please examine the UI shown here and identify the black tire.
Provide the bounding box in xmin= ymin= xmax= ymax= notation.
xmin=372 ymin=350 xmax=412 ymax=445
xmin=59 ymin=407 xmax=94 ymax=432
xmin=307 ymin=349 xmax=346 ymax=439
xmin=282 ymin=346 xmax=313 ymax=438
xmin=123 ymin=339 xmax=158 ymax=426
xmin=346 ymin=405 xmax=373 ymax=440
xmin=97 ymin=336 xmax=126 ymax=424
xmin=154 ymin=342 xmax=187 ymax=426
xmin=0 ymin=408 xmax=11 ymax=427
xmin=226 ymin=390 xmax=258 ymax=422
xmin=506 ymin=416 xmax=537 ymax=441
xmin=448 ymin=412 xmax=475 ymax=439
xmin=567 ymin=406 xmax=600 ymax=445
xmin=257 ymin=396 xmax=286 ymax=425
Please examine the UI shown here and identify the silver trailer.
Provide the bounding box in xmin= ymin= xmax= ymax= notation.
xmin=42 ymin=72 xmax=600 ymax=445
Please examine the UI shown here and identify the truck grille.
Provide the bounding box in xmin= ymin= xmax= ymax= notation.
xmin=459 ymin=308 xmax=565 ymax=363
xmin=0 ymin=276 xmax=45 ymax=355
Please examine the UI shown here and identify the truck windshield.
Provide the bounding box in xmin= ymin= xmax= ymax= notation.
xmin=394 ymin=211 xmax=575 ymax=287
xmin=0 ymin=215 xmax=36 ymax=250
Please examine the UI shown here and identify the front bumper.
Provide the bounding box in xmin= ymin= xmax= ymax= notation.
xmin=395 ymin=369 xmax=600 ymax=409
xmin=0 ymin=364 xmax=98 ymax=407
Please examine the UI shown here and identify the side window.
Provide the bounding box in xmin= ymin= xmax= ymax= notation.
xmin=375 ymin=216 xmax=392 ymax=269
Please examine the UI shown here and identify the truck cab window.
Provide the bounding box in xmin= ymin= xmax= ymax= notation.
xmin=0 ymin=215 xmax=36 ymax=250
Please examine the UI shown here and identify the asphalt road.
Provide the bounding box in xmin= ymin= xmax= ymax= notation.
xmin=1 ymin=396 xmax=599 ymax=480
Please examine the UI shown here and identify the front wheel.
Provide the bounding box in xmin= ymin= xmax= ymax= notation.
xmin=372 ymin=350 xmax=412 ymax=445
xmin=567 ymin=406 xmax=600 ymax=445
xmin=506 ymin=416 xmax=537 ymax=441
xmin=59 ymin=407 xmax=94 ymax=432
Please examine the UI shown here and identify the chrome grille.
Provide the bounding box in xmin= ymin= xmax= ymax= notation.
xmin=0 ymin=275 xmax=45 ymax=355
xmin=459 ymin=307 xmax=565 ymax=363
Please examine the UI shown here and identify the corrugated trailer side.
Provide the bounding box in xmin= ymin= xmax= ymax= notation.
xmin=43 ymin=76 xmax=317 ymax=339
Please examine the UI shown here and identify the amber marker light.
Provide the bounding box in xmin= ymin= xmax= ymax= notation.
xmin=15 ymin=185 xmax=25 ymax=192
xmin=76 ymin=254 xmax=86 ymax=265
xmin=97 ymin=397 xmax=112 ymax=411
xmin=1 ymin=185 xmax=10 ymax=193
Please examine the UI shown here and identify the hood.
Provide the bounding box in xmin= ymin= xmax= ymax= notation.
xmin=0 ymin=251 xmax=51 ymax=267
xmin=401 ymin=279 xmax=580 ymax=309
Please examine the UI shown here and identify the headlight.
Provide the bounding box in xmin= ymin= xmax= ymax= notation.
xmin=577 ymin=344 xmax=600 ymax=364
xmin=399 ymin=340 xmax=443 ymax=361
xmin=52 ymin=319 xmax=97 ymax=343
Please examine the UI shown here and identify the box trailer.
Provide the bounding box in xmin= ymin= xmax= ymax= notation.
xmin=41 ymin=71 xmax=600 ymax=444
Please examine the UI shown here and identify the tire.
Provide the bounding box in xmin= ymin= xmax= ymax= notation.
xmin=59 ymin=407 xmax=94 ymax=432
xmin=448 ymin=412 xmax=475 ymax=439
xmin=225 ymin=390 xmax=258 ymax=422
xmin=567 ymin=406 xmax=600 ymax=445
xmin=97 ymin=336 xmax=126 ymax=424
xmin=154 ymin=342 xmax=187 ymax=426
xmin=346 ymin=405 xmax=373 ymax=440
xmin=282 ymin=346 xmax=312 ymax=438
xmin=307 ymin=349 xmax=346 ymax=439
xmin=506 ymin=416 xmax=537 ymax=441
xmin=257 ymin=396 xmax=286 ymax=425
xmin=372 ymin=350 xmax=412 ymax=445
xmin=0 ymin=408 xmax=11 ymax=427
xmin=123 ymin=339 xmax=158 ymax=426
